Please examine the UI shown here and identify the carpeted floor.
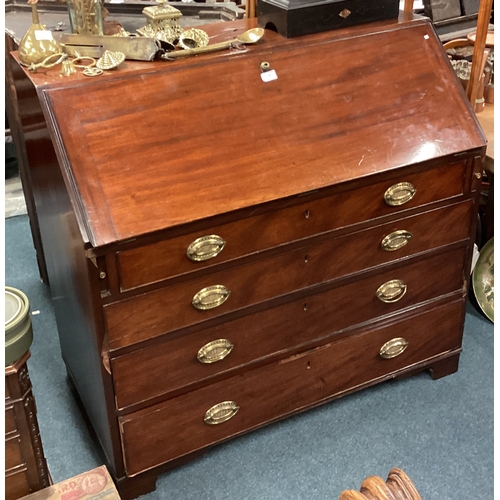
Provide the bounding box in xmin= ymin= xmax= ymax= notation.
xmin=5 ymin=214 xmax=494 ymax=499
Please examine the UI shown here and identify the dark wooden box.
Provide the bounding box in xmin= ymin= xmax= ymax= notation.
xmin=258 ymin=0 xmax=400 ymax=38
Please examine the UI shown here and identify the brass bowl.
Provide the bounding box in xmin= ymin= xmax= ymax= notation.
xmin=473 ymin=237 xmax=494 ymax=322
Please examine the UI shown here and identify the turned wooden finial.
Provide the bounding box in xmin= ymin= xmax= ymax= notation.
xmin=339 ymin=468 xmax=422 ymax=500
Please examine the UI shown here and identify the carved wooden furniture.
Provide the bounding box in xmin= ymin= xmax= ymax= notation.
xmin=338 ymin=468 xmax=422 ymax=500
xmin=5 ymin=352 xmax=50 ymax=500
xmin=11 ymin=14 xmax=485 ymax=499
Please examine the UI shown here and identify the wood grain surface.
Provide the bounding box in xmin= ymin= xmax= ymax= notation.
xmin=105 ymin=200 xmax=472 ymax=349
xmin=13 ymin=16 xmax=486 ymax=498
xmin=36 ymin=19 xmax=485 ymax=247
xmin=119 ymin=299 xmax=464 ymax=476
xmin=112 ymin=245 xmax=466 ymax=410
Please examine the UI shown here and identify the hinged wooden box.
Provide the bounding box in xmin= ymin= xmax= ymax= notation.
xmin=258 ymin=0 xmax=400 ymax=37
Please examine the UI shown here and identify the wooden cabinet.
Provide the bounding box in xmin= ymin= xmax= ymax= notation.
xmin=5 ymin=353 xmax=50 ymax=500
xmin=12 ymin=15 xmax=485 ymax=500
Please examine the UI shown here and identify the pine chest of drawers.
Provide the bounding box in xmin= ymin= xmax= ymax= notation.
xmin=13 ymin=14 xmax=486 ymax=499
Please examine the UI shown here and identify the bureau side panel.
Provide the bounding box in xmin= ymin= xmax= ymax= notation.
xmin=6 ymin=47 xmax=48 ymax=282
xmin=11 ymin=68 xmax=124 ymax=478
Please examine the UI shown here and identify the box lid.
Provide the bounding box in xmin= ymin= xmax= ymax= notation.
xmin=37 ymin=18 xmax=486 ymax=248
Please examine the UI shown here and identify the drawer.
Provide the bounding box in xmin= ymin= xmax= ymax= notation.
xmin=119 ymin=299 xmax=464 ymax=475
xmin=5 ymin=405 xmax=17 ymax=435
xmin=117 ymin=161 xmax=467 ymax=291
xmin=6 ymin=436 xmax=24 ymax=470
xmin=5 ymin=378 xmax=11 ymax=400
xmin=105 ymin=200 xmax=472 ymax=349
xmin=5 ymin=468 xmax=30 ymax=500
xmin=111 ymin=246 xmax=467 ymax=409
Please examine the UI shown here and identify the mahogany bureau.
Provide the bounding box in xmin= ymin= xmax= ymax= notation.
xmin=12 ymin=14 xmax=486 ymax=499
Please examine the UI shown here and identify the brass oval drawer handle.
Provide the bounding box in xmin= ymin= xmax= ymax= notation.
xmin=379 ymin=337 xmax=409 ymax=359
xmin=197 ymin=339 xmax=234 ymax=364
xmin=381 ymin=230 xmax=413 ymax=251
xmin=384 ymin=182 xmax=416 ymax=206
xmin=192 ymin=285 xmax=231 ymax=310
xmin=204 ymin=401 xmax=239 ymax=425
xmin=187 ymin=235 xmax=226 ymax=262
xmin=376 ymin=279 xmax=407 ymax=303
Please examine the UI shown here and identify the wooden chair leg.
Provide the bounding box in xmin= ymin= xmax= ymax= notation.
xmin=339 ymin=468 xmax=422 ymax=500
xmin=404 ymin=0 xmax=414 ymax=14
xmin=246 ymin=0 xmax=257 ymax=18
xmin=467 ymin=0 xmax=493 ymax=105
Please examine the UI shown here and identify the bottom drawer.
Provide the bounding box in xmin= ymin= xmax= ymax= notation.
xmin=5 ymin=468 xmax=30 ymax=500
xmin=120 ymin=299 xmax=464 ymax=476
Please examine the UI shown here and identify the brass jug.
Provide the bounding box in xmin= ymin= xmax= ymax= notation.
xmin=18 ymin=0 xmax=62 ymax=66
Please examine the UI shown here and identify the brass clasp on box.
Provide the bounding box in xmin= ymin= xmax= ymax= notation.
xmin=376 ymin=280 xmax=407 ymax=303
xmin=197 ymin=339 xmax=234 ymax=364
xmin=379 ymin=338 xmax=409 ymax=359
xmin=192 ymin=285 xmax=230 ymax=310
xmin=187 ymin=235 xmax=226 ymax=262
xmin=381 ymin=230 xmax=413 ymax=251
xmin=204 ymin=401 xmax=239 ymax=425
xmin=384 ymin=182 xmax=416 ymax=206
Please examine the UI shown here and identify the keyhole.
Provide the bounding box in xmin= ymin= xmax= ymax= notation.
xmin=304 ymin=210 xmax=310 ymax=219
xmin=303 ymin=303 xmax=308 ymax=311
xmin=307 ymin=361 xmax=311 ymax=369
xmin=304 ymin=255 xmax=309 ymax=263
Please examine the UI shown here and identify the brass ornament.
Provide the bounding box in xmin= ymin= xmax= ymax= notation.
xmin=380 ymin=230 xmax=413 ymax=251
xmin=339 ymin=9 xmax=352 ymax=18
xmin=384 ymin=182 xmax=416 ymax=206
xmin=96 ymin=50 xmax=125 ymax=70
xmin=66 ymin=0 xmax=103 ymax=35
xmin=137 ymin=0 xmax=183 ymax=45
xmin=137 ymin=24 xmax=178 ymax=48
xmin=112 ymin=27 xmax=131 ymax=37
xmin=204 ymin=401 xmax=239 ymax=425
xmin=24 ymin=52 xmax=66 ymax=72
xmin=379 ymin=338 xmax=409 ymax=359
xmin=83 ymin=67 xmax=103 ymax=77
xmin=376 ymin=280 xmax=407 ymax=303
xmin=197 ymin=339 xmax=234 ymax=364
xmin=178 ymin=28 xmax=209 ymax=50
xmin=18 ymin=0 xmax=63 ymax=66
xmin=187 ymin=235 xmax=226 ymax=262
xmin=60 ymin=33 xmax=160 ymax=61
xmin=60 ymin=58 xmax=77 ymax=76
xmin=71 ymin=53 xmax=96 ymax=68
xmin=192 ymin=285 xmax=230 ymax=311
xmin=163 ymin=27 xmax=265 ymax=61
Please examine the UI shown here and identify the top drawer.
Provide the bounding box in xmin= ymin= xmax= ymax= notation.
xmin=117 ymin=161 xmax=466 ymax=291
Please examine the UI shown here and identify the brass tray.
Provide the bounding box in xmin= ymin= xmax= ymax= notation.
xmin=472 ymin=237 xmax=494 ymax=322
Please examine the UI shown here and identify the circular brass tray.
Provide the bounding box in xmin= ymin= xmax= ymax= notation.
xmin=472 ymin=237 xmax=494 ymax=322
